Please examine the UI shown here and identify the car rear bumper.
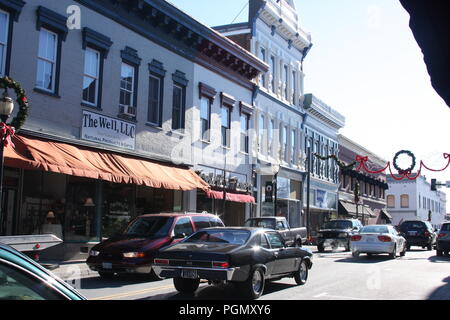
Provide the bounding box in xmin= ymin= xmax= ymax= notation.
xmin=153 ymin=265 xmax=238 ymax=281
xmin=318 ymin=238 xmax=348 ymax=248
xmin=351 ymin=242 xmax=395 ymax=254
xmin=405 ymin=237 xmax=432 ymax=247
xmin=86 ymin=260 xmax=153 ymax=274
xmin=436 ymin=240 xmax=450 ymax=251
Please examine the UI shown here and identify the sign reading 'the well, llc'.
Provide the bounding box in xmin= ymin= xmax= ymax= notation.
xmin=81 ymin=110 xmax=136 ymax=150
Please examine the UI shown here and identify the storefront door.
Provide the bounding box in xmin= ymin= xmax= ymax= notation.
xmin=1 ymin=188 xmax=17 ymax=235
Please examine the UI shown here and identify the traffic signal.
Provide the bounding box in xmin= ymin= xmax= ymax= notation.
xmin=431 ymin=179 xmax=437 ymax=191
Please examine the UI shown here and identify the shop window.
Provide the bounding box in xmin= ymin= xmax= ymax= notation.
xmin=19 ymin=171 xmax=66 ymax=238
xmin=136 ymin=185 xmax=183 ymax=214
xmin=102 ymin=182 xmax=134 ymax=239
xmin=65 ymin=177 xmax=98 ymax=242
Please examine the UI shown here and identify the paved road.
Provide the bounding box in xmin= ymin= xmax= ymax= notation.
xmin=74 ymin=247 xmax=450 ymax=300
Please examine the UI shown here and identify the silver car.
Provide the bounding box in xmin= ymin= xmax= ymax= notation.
xmin=351 ymin=225 xmax=407 ymax=259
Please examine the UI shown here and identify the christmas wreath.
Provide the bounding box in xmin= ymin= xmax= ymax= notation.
xmin=393 ymin=150 xmax=416 ymax=174
xmin=0 ymin=76 xmax=29 ymax=131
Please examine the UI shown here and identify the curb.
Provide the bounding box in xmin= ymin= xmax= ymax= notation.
xmin=41 ymin=261 xmax=97 ymax=280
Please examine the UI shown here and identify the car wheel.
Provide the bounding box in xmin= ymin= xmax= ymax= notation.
xmin=400 ymin=246 xmax=406 ymax=257
xmin=295 ymin=239 xmax=302 ymax=247
xmin=317 ymin=244 xmax=325 ymax=253
xmin=352 ymin=251 xmax=360 ymax=258
xmin=294 ymin=260 xmax=309 ymax=285
xmin=427 ymin=243 xmax=432 ymax=251
xmin=406 ymin=245 xmax=411 ymax=251
xmin=240 ymin=267 xmax=265 ymax=300
xmin=389 ymin=245 xmax=397 ymax=259
xmin=173 ymin=277 xmax=200 ymax=294
xmin=344 ymin=242 xmax=351 ymax=252
xmin=436 ymin=250 xmax=443 ymax=257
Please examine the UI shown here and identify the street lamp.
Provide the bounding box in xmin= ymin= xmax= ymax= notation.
xmin=271 ymin=162 xmax=280 ymax=216
xmin=0 ymin=91 xmax=14 ymax=235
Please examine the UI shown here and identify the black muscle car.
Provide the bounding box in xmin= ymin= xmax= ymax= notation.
xmin=153 ymin=227 xmax=313 ymax=299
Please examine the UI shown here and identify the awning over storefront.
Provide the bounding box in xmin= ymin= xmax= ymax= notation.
xmin=205 ymin=190 xmax=255 ymax=204
xmin=338 ymin=200 xmax=376 ymax=218
xmin=5 ymin=135 xmax=209 ymax=191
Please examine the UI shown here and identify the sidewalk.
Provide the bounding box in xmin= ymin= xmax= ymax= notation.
xmin=40 ymin=260 xmax=96 ymax=281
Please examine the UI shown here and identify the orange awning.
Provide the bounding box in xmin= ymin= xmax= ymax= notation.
xmin=4 ymin=135 xmax=209 ymax=191
xmin=206 ymin=190 xmax=255 ymax=204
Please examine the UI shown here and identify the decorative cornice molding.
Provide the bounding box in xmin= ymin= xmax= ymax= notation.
xmin=199 ymin=82 xmax=217 ymax=101
xmin=0 ymin=0 xmax=25 ymax=21
xmin=36 ymin=6 xmax=68 ymax=41
xmin=82 ymin=27 xmax=113 ymax=57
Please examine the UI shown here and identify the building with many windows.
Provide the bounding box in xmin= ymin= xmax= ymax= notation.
xmin=0 ymin=0 xmax=266 ymax=260
xmin=214 ymin=0 xmax=345 ymax=234
xmin=337 ymin=135 xmax=390 ymax=225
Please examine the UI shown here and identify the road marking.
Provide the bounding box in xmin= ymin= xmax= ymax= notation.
xmin=312 ymin=292 xmax=368 ymax=300
xmin=91 ymin=284 xmax=175 ymax=300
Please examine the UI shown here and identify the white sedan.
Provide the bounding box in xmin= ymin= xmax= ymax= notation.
xmin=350 ymin=225 xmax=407 ymax=259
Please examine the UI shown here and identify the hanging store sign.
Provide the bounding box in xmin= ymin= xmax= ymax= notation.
xmin=81 ymin=110 xmax=136 ymax=150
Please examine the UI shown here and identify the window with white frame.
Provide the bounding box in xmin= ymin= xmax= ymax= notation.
xmin=200 ymin=96 xmax=211 ymax=141
xmin=258 ymin=114 xmax=265 ymax=153
xmin=259 ymin=47 xmax=266 ymax=88
xmin=148 ymin=75 xmax=162 ymax=125
xmin=283 ymin=126 xmax=288 ymax=161
xmin=292 ymin=70 xmax=297 ymax=104
xmin=270 ymin=56 xmax=275 ymax=93
xmin=82 ymin=48 xmax=100 ymax=106
xmin=240 ymin=113 xmax=249 ymax=153
xmin=0 ymin=10 xmax=9 ymax=76
xmin=268 ymin=119 xmax=274 ymax=156
xmin=283 ymin=65 xmax=288 ymax=100
xmin=36 ymin=29 xmax=58 ymax=92
xmin=291 ymin=129 xmax=296 ymax=164
xmin=221 ymin=105 xmax=231 ymax=147
xmin=120 ymin=62 xmax=135 ymax=108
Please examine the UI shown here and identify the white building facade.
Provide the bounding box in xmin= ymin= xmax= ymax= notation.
xmin=386 ymin=176 xmax=447 ymax=229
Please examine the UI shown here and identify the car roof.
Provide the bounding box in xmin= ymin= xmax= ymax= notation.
xmin=138 ymin=212 xmax=219 ymax=218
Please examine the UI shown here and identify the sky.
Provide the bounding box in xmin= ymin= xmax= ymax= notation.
xmin=168 ymin=0 xmax=450 ymax=211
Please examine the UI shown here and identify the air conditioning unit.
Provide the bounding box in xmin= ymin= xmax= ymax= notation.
xmin=121 ymin=105 xmax=136 ymax=117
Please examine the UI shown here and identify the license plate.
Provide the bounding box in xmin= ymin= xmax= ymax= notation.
xmin=181 ymin=269 xmax=198 ymax=279
xmin=102 ymin=262 xmax=112 ymax=269
xmin=408 ymin=231 xmax=417 ymax=236
xmin=367 ymin=237 xmax=374 ymax=243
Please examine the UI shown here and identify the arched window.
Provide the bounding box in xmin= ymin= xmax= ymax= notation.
xmin=387 ymin=195 xmax=395 ymax=208
xmin=400 ymin=194 xmax=409 ymax=208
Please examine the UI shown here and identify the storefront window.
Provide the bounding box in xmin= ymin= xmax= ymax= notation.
xmin=102 ymin=182 xmax=134 ymax=239
xmin=19 ymin=171 xmax=66 ymax=239
xmin=64 ymin=176 xmax=98 ymax=242
xmin=136 ymin=185 xmax=183 ymax=215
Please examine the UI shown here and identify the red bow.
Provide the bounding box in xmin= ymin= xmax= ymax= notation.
xmin=356 ymin=155 xmax=368 ymax=162
xmin=0 ymin=122 xmax=15 ymax=148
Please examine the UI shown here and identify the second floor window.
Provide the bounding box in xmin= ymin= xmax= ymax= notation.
xmin=172 ymin=84 xmax=185 ymax=130
xmin=221 ymin=106 xmax=231 ymax=147
xmin=0 ymin=10 xmax=9 ymax=76
xmin=120 ymin=62 xmax=135 ymax=109
xmin=240 ymin=113 xmax=249 ymax=153
xmin=387 ymin=195 xmax=395 ymax=208
xmin=148 ymin=75 xmax=162 ymax=125
xmin=82 ymin=48 xmax=100 ymax=106
xmin=270 ymin=56 xmax=276 ymax=93
xmin=401 ymin=194 xmax=409 ymax=208
xmin=200 ymin=97 xmax=211 ymax=141
xmin=259 ymin=114 xmax=265 ymax=153
xmin=36 ymin=29 xmax=57 ymax=92
xmin=291 ymin=129 xmax=296 ymax=164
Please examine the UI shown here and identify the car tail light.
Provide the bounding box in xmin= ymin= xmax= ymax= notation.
xmin=423 ymin=231 xmax=430 ymax=237
xmin=34 ymin=243 xmax=41 ymax=250
xmin=378 ymin=235 xmax=392 ymax=242
xmin=212 ymin=261 xmax=229 ymax=268
xmin=154 ymin=259 xmax=170 ymax=265
xmin=351 ymin=235 xmax=362 ymax=241
xmin=438 ymin=233 xmax=447 ymax=239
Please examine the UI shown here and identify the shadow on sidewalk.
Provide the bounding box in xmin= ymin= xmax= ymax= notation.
xmin=428 ymin=276 xmax=450 ymax=300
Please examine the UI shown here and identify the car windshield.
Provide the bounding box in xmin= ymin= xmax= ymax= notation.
xmin=322 ymin=220 xmax=352 ymax=229
xmin=400 ymin=221 xmax=425 ymax=231
xmin=244 ymin=219 xmax=275 ymax=229
xmin=123 ymin=216 xmax=174 ymax=237
xmin=440 ymin=224 xmax=450 ymax=232
xmin=360 ymin=226 xmax=389 ymax=234
xmin=185 ymin=230 xmax=250 ymax=245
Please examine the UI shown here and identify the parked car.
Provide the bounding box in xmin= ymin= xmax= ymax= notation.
xmin=436 ymin=222 xmax=450 ymax=257
xmin=153 ymin=227 xmax=313 ymax=299
xmin=0 ymin=242 xmax=86 ymax=300
xmin=316 ymin=219 xmax=363 ymax=252
xmin=350 ymin=225 xmax=407 ymax=259
xmin=398 ymin=220 xmax=437 ymax=251
xmin=86 ymin=212 xmax=224 ymax=279
xmin=244 ymin=216 xmax=307 ymax=247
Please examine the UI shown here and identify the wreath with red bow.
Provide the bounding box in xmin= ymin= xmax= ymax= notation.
xmin=393 ymin=150 xmax=416 ymax=174
xmin=0 ymin=76 xmax=29 ymax=147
